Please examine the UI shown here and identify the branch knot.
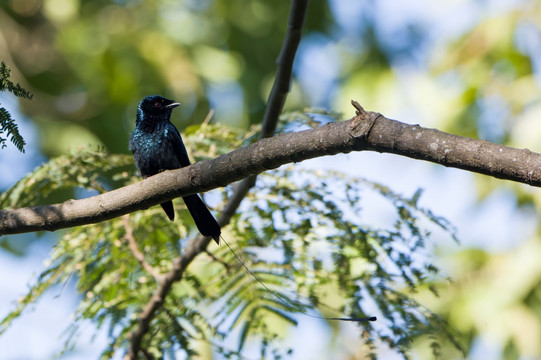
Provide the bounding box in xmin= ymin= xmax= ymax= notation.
xmin=348 ymin=100 xmax=379 ymax=142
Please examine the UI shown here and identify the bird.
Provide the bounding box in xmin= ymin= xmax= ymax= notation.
xmin=129 ymin=95 xmax=221 ymax=244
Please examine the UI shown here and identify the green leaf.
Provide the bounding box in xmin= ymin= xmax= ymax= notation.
xmin=0 ymin=61 xmax=33 ymax=153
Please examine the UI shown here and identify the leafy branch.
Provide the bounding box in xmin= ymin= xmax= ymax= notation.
xmin=0 ymin=61 xmax=33 ymax=153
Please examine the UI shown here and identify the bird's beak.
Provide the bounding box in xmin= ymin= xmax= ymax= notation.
xmin=165 ymin=102 xmax=180 ymax=109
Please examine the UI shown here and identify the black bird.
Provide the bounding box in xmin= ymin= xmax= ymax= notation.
xmin=129 ymin=95 xmax=221 ymax=244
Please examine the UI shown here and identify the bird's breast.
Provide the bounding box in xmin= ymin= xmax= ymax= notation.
xmin=130 ymin=124 xmax=182 ymax=177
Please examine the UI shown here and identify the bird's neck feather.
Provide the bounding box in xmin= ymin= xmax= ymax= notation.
xmin=136 ymin=109 xmax=172 ymax=131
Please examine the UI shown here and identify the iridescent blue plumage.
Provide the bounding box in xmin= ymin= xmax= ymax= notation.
xmin=129 ymin=95 xmax=221 ymax=244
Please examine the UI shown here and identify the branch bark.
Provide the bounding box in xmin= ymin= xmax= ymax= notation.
xmin=2 ymin=102 xmax=541 ymax=237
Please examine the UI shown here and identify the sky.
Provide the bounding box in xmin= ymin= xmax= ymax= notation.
xmin=0 ymin=0 xmax=538 ymax=359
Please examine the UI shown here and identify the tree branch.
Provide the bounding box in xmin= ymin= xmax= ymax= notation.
xmin=349 ymin=101 xmax=541 ymax=184
xmin=225 ymin=0 xmax=309 ymax=231
xmin=261 ymin=0 xmax=308 ymax=138
xmin=122 ymin=215 xmax=163 ymax=281
xmin=2 ymin=103 xmax=541 ymax=236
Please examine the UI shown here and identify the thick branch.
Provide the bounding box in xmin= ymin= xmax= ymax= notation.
xmin=2 ymin=103 xmax=541 ymax=236
xmin=0 ymin=104 xmax=541 ymax=235
xmin=349 ymin=101 xmax=541 ymax=184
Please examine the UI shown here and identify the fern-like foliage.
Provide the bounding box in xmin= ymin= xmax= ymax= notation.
xmin=0 ymin=122 xmax=465 ymax=359
xmin=0 ymin=147 xmax=134 ymax=209
xmin=0 ymin=61 xmax=33 ymax=153
xmin=215 ymin=168 xmax=464 ymax=359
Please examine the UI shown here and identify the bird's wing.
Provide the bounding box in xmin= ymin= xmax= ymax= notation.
xmin=166 ymin=123 xmax=192 ymax=168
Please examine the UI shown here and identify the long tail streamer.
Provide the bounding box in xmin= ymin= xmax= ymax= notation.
xmin=221 ymin=236 xmax=376 ymax=323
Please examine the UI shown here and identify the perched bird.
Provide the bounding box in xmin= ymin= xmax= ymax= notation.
xmin=129 ymin=95 xmax=221 ymax=244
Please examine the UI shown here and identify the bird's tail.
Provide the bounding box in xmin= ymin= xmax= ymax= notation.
xmin=160 ymin=201 xmax=175 ymax=221
xmin=182 ymin=194 xmax=221 ymax=244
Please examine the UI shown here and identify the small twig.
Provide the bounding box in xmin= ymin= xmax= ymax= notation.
xmin=202 ymin=108 xmax=215 ymax=126
xmin=351 ymin=99 xmax=366 ymax=116
xmin=122 ymin=215 xmax=163 ymax=282
xmin=204 ymin=249 xmax=231 ymax=271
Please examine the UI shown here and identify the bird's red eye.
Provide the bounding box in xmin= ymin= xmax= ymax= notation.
xmin=154 ymin=102 xmax=161 ymax=108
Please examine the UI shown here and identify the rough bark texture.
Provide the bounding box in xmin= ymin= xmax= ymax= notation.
xmin=2 ymin=103 xmax=541 ymax=237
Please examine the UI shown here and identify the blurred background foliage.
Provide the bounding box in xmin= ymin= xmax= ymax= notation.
xmin=2 ymin=0 xmax=541 ymax=359
xmin=0 ymin=0 xmax=332 ymax=156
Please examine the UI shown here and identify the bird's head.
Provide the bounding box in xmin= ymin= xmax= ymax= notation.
xmin=136 ymin=95 xmax=180 ymax=123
